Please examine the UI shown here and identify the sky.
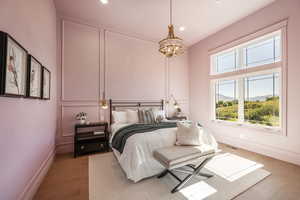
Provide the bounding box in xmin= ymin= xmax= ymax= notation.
xmin=217 ymin=73 xmax=279 ymax=99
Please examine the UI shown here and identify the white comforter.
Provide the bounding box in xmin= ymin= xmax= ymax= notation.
xmin=110 ymin=123 xmax=218 ymax=183
xmin=110 ymin=123 xmax=177 ymax=182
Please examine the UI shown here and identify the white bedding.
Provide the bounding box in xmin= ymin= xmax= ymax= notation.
xmin=110 ymin=123 xmax=177 ymax=182
xmin=110 ymin=122 xmax=218 ymax=183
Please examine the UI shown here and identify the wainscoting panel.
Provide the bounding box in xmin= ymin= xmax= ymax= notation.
xmin=169 ymin=53 xmax=190 ymax=100
xmin=61 ymin=105 xmax=100 ymax=137
xmin=62 ymin=20 xmax=100 ymax=101
xmin=106 ymin=31 xmax=166 ymax=100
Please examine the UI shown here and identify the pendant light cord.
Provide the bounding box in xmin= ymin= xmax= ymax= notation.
xmin=103 ymin=30 xmax=106 ymax=99
xmin=170 ymin=0 xmax=173 ymax=25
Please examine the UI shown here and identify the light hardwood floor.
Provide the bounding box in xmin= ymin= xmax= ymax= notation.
xmin=33 ymin=144 xmax=300 ymax=200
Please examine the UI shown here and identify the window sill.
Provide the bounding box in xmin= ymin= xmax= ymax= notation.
xmin=211 ymin=120 xmax=282 ymax=134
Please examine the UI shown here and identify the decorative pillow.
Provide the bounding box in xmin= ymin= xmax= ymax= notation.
xmin=126 ymin=110 xmax=139 ymax=124
xmin=138 ymin=109 xmax=155 ymax=124
xmin=176 ymin=122 xmax=204 ymax=146
xmin=152 ymin=109 xmax=166 ymax=122
xmin=156 ymin=115 xmax=164 ymax=123
xmin=145 ymin=109 xmax=155 ymax=124
xmin=112 ymin=111 xmax=127 ymax=124
xmin=138 ymin=109 xmax=144 ymax=123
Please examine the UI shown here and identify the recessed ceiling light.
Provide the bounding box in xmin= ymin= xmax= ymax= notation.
xmin=99 ymin=0 xmax=108 ymax=4
xmin=179 ymin=26 xmax=186 ymax=31
xmin=216 ymin=0 xmax=221 ymax=4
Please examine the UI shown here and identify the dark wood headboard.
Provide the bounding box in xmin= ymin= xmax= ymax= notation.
xmin=109 ymin=99 xmax=164 ymax=125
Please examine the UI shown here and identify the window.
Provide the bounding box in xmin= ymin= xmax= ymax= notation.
xmin=210 ymin=27 xmax=286 ymax=131
xmin=211 ymin=30 xmax=281 ymax=75
xmin=215 ymin=80 xmax=238 ymax=122
xmin=215 ymin=50 xmax=237 ymax=74
xmin=244 ymin=73 xmax=280 ymax=127
xmin=244 ymin=35 xmax=281 ymax=68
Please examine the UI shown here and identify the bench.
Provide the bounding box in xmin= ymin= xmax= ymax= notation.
xmin=154 ymin=145 xmax=217 ymax=193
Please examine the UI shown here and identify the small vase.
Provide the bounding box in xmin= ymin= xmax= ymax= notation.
xmin=79 ymin=119 xmax=86 ymax=124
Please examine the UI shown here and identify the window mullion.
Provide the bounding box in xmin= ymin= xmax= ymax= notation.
xmin=215 ymin=81 xmax=218 ymax=120
xmin=238 ymin=47 xmax=245 ymax=70
xmin=237 ymin=46 xmax=245 ymax=123
xmin=238 ymin=78 xmax=244 ymax=123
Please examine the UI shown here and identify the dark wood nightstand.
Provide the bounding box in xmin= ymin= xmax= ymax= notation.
xmin=166 ymin=116 xmax=187 ymax=121
xmin=74 ymin=122 xmax=109 ymax=158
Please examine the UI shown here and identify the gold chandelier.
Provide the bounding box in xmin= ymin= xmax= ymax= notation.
xmin=159 ymin=0 xmax=184 ymax=57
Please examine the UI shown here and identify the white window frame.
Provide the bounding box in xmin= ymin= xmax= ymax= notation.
xmin=209 ymin=20 xmax=288 ymax=135
xmin=210 ymin=30 xmax=282 ymax=76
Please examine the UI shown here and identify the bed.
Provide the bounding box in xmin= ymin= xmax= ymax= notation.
xmin=109 ymin=100 xmax=219 ymax=183
xmin=109 ymin=99 xmax=178 ymax=182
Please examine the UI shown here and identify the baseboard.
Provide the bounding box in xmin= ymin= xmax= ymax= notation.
xmin=56 ymin=142 xmax=73 ymax=154
xmin=216 ymin=134 xmax=300 ymax=166
xmin=18 ymin=147 xmax=56 ymax=200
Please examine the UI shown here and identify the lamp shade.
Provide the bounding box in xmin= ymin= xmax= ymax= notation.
xmin=100 ymin=99 xmax=108 ymax=109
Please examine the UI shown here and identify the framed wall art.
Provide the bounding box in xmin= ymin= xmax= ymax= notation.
xmin=26 ymin=55 xmax=42 ymax=98
xmin=42 ymin=67 xmax=50 ymax=100
xmin=0 ymin=31 xmax=28 ymax=97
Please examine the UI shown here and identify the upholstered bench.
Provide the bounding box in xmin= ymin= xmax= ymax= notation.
xmin=154 ymin=145 xmax=217 ymax=193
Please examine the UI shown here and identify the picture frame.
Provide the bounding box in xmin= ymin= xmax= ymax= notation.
xmin=0 ymin=31 xmax=28 ymax=97
xmin=26 ymin=55 xmax=42 ymax=99
xmin=42 ymin=67 xmax=51 ymax=100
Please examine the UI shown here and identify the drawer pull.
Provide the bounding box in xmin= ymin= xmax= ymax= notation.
xmin=80 ymin=145 xmax=85 ymax=150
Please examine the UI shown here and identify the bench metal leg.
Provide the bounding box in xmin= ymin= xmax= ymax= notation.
xmin=198 ymin=172 xmax=214 ymax=178
xmin=158 ymin=155 xmax=215 ymax=193
xmin=171 ymin=173 xmax=194 ymax=193
xmin=157 ymin=169 xmax=168 ymax=178
xmin=168 ymin=170 xmax=183 ymax=183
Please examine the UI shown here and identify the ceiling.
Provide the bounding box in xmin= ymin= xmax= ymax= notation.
xmin=54 ymin=0 xmax=276 ymax=46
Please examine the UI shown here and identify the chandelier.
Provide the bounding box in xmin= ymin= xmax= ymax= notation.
xmin=159 ymin=0 xmax=184 ymax=57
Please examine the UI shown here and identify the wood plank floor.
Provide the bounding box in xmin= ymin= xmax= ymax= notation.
xmin=33 ymin=144 xmax=300 ymax=200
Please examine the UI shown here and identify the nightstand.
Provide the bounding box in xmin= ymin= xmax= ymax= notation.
xmin=166 ymin=116 xmax=187 ymax=121
xmin=74 ymin=122 xmax=109 ymax=158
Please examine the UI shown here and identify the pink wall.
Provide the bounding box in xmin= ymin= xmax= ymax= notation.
xmin=106 ymin=31 xmax=166 ymax=100
xmin=0 ymin=0 xmax=57 ymax=199
xmin=55 ymin=17 xmax=189 ymax=153
xmin=188 ymin=0 xmax=300 ymax=165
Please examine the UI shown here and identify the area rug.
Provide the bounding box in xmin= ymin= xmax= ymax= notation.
xmin=89 ymin=153 xmax=270 ymax=200
xmin=204 ymin=153 xmax=264 ymax=182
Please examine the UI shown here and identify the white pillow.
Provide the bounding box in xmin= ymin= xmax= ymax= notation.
xmin=176 ymin=122 xmax=204 ymax=146
xmin=126 ymin=110 xmax=139 ymax=124
xmin=112 ymin=111 xmax=127 ymax=124
xmin=152 ymin=109 xmax=166 ymax=121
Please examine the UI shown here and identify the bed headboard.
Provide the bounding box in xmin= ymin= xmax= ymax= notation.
xmin=109 ymin=99 xmax=164 ymax=125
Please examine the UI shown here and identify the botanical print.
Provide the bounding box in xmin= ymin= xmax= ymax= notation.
xmin=29 ymin=58 xmax=41 ymax=97
xmin=43 ymin=68 xmax=50 ymax=99
xmin=5 ymin=38 xmax=27 ymax=95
